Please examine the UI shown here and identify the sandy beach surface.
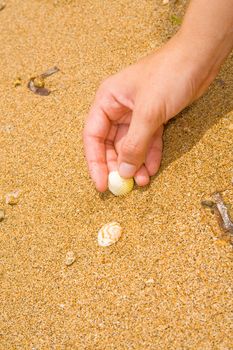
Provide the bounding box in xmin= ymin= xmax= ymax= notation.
xmin=0 ymin=0 xmax=233 ymax=349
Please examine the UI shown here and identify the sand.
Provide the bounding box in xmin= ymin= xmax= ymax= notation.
xmin=0 ymin=0 xmax=233 ymax=349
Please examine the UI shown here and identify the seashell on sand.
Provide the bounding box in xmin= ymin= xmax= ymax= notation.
xmin=5 ymin=190 xmax=20 ymax=205
xmin=108 ymin=171 xmax=134 ymax=196
xmin=98 ymin=222 xmax=122 ymax=247
xmin=65 ymin=251 xmax=76 ymax=266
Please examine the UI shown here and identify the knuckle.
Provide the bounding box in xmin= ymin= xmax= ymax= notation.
xmin=143 ymin=112 xmax=155 ymax=125
xmin=137 ymin=100 xmax=166 ymax=126
xmin=146 ymin=108 xmax=159 ymax=124
xmin=95 ymin=78 xmax=114 ymax=106
xmin=98 ymin=77 xmax=113 ymax=95
xmin=122 ymin=140 xmax=142 ymax=158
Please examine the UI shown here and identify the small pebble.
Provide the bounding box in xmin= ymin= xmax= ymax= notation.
xmin=65 ymin=251 xmax=76 ymax=266
xmin=216 ymin=78 xmax=225 ymax=87
xmin=5 ymin=190 xmax=20 ymax=205
xmin=145 ymin=278 xmax=155 ymax=285
xmin=0 ymin=209 xmax=5 ymax=222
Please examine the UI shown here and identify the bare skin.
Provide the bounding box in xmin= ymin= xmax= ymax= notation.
xmin=84 ymin=0 xmax=233 ymax=192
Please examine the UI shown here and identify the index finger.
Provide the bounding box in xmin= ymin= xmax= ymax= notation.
xmin=83 ymin=104 xmax=111 ymax=192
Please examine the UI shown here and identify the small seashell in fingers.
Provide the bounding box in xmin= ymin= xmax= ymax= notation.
xmin=108 ymin=171 xmax=134 ymax=196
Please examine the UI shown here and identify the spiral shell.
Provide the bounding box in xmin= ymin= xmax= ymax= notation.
xmin=108 ymin=171 xmax=134 ymax=196
xmin=97 ymin=222 xmax=122 ymax=247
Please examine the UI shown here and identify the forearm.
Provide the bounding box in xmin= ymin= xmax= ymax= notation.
xmin=177 ymin=0 xmax=233 ymax=72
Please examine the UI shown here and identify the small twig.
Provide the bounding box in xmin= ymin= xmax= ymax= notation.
xmin=40 ymin=66 xmax=60 ymax=79
xmin=28 ymin=66 xmax=60 ymax=96
xmin=212 ymin=192 xmax=233 ymax=235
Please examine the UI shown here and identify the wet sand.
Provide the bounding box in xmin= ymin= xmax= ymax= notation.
xmin=0 ymin=0 xmax=233 ymax=349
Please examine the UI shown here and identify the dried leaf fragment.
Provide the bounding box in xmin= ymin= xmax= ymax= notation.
xmin=14 ymin=77 xmax=22 ymax=87
xmin=28 ymin=66 xmax=59 ymax=96
xmin=201 ymin=200 xmax=215 ymax=209
xmin=28 ymin=80 xmax=50 ymax=96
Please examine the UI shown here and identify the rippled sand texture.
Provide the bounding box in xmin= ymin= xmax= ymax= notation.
xmin=0 ymin=0 xmax=232 ymax=349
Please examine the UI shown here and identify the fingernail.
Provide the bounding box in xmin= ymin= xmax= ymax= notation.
xmin=119 ymin=162 xmax=136 ymax=178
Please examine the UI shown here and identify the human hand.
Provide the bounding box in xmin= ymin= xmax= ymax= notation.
xmin=83 ymin=31 xmax=222 ymax=192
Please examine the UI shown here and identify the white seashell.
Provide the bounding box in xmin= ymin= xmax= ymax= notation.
xmin=98 ymin=222 xmax=122 ymax=247
xmin=108 ymin=171 xmax=134 ymax=196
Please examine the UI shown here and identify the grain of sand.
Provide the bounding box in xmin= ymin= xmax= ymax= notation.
xmin=0 ymin=0 xmax=233 ymax=349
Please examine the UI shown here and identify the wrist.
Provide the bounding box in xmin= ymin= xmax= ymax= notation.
xmin=181 ymin=28 xmax=231 ymax=66
xmin=176 ymin=0 xmax=233 ymax=77
xmin=172 ymin=27 xmax=232 ymax=82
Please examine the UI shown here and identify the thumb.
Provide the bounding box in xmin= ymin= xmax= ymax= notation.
xmin=118 ymin=103 xmax=161 ymax=178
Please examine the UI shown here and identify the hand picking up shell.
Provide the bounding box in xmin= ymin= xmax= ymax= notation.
xmin=98 ymin=222 xmax=122 ymax=247
xmin=108 ymin=171 xmax=134 ymax=196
